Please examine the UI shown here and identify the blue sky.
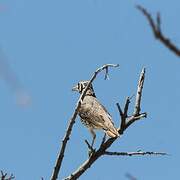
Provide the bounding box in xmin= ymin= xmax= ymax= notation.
xmin=0 ymin=0 xmax=180 ymax=179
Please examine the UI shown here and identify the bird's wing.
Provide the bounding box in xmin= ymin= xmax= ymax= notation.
xmin=92 ymin=98 xmax=117 ymax=129
xmin=79 ymin=96 xmax=119 ymax=136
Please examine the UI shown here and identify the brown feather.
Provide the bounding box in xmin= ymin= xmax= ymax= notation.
xmin=79 ymin=96 xmax=119 ymax=137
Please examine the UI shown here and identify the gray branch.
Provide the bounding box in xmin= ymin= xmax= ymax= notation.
xmin=137 ymin=5 xmax=180 ymax=57
xmin=134 ymin=68 xmax=145 ymax=115
xmin=50 ymin=64 xmax=119 ymax=180
xmin=124 ymin=68 xmax=147 ymax=130
xmin=104 ymin=151 xmax=167 ymax=156
xmin=118 ymin=68 xmax=146 ymax=132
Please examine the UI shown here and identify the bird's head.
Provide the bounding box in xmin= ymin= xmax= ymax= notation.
xmin=72 ymin=80 xmax=96 ymax=97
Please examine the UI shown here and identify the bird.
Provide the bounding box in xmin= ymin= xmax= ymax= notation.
xmin=72 ymin=80 xmax=119 ymax=147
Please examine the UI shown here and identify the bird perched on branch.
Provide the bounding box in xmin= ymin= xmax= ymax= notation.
xmin=72 ymin=80 xmax=119 ymax=147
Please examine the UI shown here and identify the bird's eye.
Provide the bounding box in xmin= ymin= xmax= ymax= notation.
xmin=78 ymin=83 xmax=80 ymax=90
xmin=78 ymin=82 xmax=83 ymax=92
xmin=80 ymin=83 xmax=84 ymax=91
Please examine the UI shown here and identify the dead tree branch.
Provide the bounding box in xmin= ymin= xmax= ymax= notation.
xmin=137 ymin=5 xmax=180 ymax=57
xmin=104 ymin=151 xmax=167 ymax=156
xmin=50 ymin=64 xmax=119 ymax=180
xmin=64 ymin=68 xmax=165 ymax=180
xmin=116 ymin=102 xmax=125 ymax=132
xmin=0 ymin=171 xmax=15 ymax=180
xmin=119 ymin=68 xmax=147 ymax=132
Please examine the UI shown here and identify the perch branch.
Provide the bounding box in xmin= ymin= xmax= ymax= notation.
xmin=124 ymin=97 xmax=131 ymax=117
xmin=64 ymin=68 xmax=149 ymax=180
xmin=50 ymin=64 xmax=119 ymax=180
xmin=64 ymin=68 xmax=166 ymax=180
xmin=137 ymin=5 xmax=180 ymax=57
xmin=119 ymin=68 xmax=146 ymax=132
xmin=85 ymin=140 xmax=93 ymax=152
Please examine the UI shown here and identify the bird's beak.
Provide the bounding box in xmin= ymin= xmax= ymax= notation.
xmin=72 ymin=85 xmax=78 ymax=91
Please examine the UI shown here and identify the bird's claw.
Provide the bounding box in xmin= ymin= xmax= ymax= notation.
xmin=88 ymin=148 xmax=96 ymax=157
xmin=85 ymin=139 xmax=96 ymax=157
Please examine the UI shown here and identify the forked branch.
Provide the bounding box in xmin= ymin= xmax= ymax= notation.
xmin=137 ymin=5 xmax=180 ymax=57
xmin=0 ymin=171 xmax=15 ymax=180
xmin=118 ymin=68 xmax=146 ymax=133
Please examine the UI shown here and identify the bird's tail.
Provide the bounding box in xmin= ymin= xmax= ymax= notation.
xmin=106 ymin=127 xmax=120 ymax=138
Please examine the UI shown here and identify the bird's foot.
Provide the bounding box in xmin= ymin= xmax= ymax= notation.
xmin=85 ymin=139 xmax=96 ymax=157
xmin=88 ymin=148 xmax=96 ymax=157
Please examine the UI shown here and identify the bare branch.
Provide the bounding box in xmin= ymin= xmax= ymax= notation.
xmin=64 ymin=138 xmax=119 ymax=180
xmin=85 ymin=139 xmax=96 ymax=157
xmin=125 ymin=112 xmax=147 ymax=129
xmin=0 ymin=171 xmax=15 ymax=180
xmin=116 ymin=103 xmax=123 ymax=118
xmin=104 ymin=151 xmax=167 ymax=156
xmin=85 ymin=140 xmax=93 ymax=151
xmin=134 ymin=67 xmax=145 ymax=115
xmin=122 ymin=68 xmax=147 ymax=130
xmin=124 ymin=97 xmax=131 ymax=117
xmin=64 ymin=68 xmax=149 ymax=180
xmin=117 ymin=97 xmax=131 ymax=132
xmin=137 ymin=5 xmax=180 ymax=57
xmin=116 ymin=102 xmax=125 ymax=132
xmin=117 ymin=95 xmax=134 ymax=132
xmin=103 ymin=64 xmax=119 ymax=80
xmin=50 ymin=64 xmax=119 ymax=180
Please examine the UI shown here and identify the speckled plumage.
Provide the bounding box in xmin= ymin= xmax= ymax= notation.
xmin=72 ymin=81 xmax=119 ymax=146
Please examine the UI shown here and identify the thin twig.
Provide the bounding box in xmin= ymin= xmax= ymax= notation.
xmin=124 ymin=97 xmax=131 ymax=117
xmin=104 ymin=151 xmax=167 ymax=156
xmin=125 ymin=113 xmax=147 ymax=129
xmin=85 ymin=139 xmax=96 ymax=157
xmin=50 ymin=64 xmax=119 ymax=180
xmin=137 ymin=5 xmax=180 ymax=57
xmin=116 ymin=102 xmax=124 ymax=132
xmin=123 ymin=68 xmax=146 ymax=129
xmin=134 ymin=68 xmax=145 ymax=115
xmin=121 ymin=97 xmax=131 ymax=130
